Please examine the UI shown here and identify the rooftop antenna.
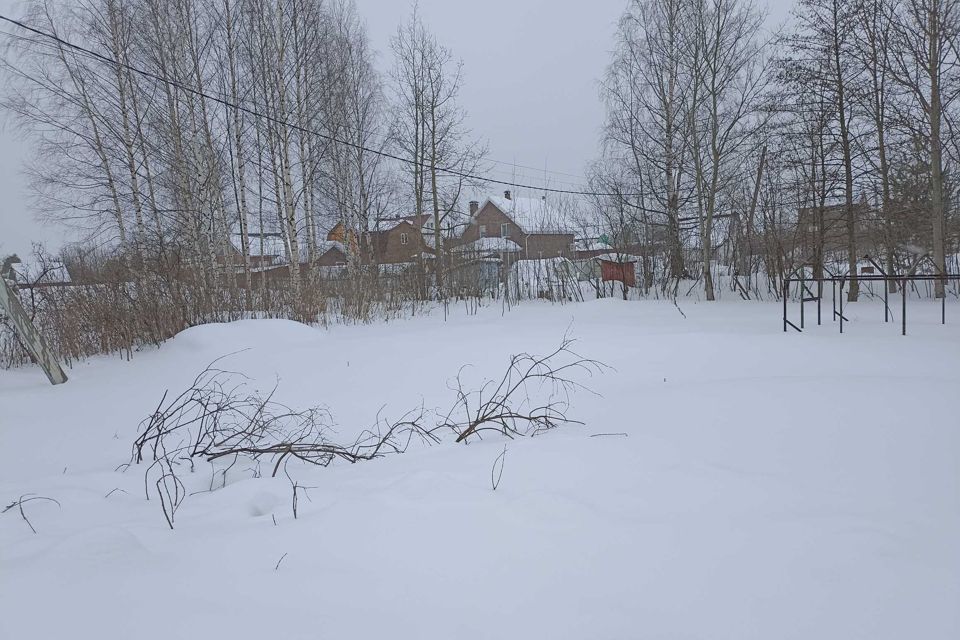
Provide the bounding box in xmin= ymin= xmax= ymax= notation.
xmin=543 ymin=158 xmax=548 ymax=201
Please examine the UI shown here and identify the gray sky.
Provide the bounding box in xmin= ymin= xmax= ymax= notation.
xmin=0 ymin=0 xmax=792 ymax=258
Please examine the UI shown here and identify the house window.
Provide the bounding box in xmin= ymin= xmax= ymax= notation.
xmin=400 ymin=232 xmax=409 ymax=245
xmin=501 ymin=223 xmax=510 ymax=238
xmin=479 ymin=224 xmax=487 ymax=238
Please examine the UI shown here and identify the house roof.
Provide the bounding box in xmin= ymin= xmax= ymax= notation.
xmin=484 ymin=196 xmax=575 ymax=234
xmin=594 ymin=253 xmax=638 ymax=264
xmin=374 ymin=214 xmax=432 ymax=231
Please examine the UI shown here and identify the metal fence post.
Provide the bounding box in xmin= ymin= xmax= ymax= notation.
xmin=839 ymin=279 xmax=844 ymax=334
xmin=902 ymin=278 xmax=907 ymax=336
xmin=0 ymin=277 xmax=68 ymax=385
xmin=782 ymin=279 xmax=788 ymax=332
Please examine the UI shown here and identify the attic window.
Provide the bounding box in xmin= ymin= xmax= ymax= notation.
xmin=400 ymin=233 xmax=409 ymax=245
xmin=501 ymin=223 xmax=510 ymax=238
xmin=479 ymin=224 xmax=487 ymax=238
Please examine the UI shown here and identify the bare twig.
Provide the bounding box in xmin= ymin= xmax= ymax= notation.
xmin=438 ymin=335 xmax=608 ymax=443
xmin=673 ymin=298 xmax=687 ymax=319
xmin=491 ymin=445 xmax=507 ymax=491
xmin=2 ymin=494 xmax=61 ymax=534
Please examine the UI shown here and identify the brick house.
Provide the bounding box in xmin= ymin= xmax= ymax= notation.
xmin=327 ymin=214 xmax=433 ymax=265
xmin=456 ymin=192 xmax=576 ymax=260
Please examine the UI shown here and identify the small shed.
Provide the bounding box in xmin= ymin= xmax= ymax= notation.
xmin=595 ymin=253 xmax=638 ymax=288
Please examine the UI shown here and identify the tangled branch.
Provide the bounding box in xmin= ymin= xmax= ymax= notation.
xmin=130 ymin=358 xmax=430 ymax=528
xmin=130 ymin=337 xmax=606 ymax=528
xmin=438 ymin=336 xmax=608 ymax=443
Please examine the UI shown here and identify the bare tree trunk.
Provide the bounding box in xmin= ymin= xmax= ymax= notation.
xmin=928 ymin=5 xmax=948 ymax=298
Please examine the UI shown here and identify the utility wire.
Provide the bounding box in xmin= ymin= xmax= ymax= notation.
xmin=3 ymin=14 xmax=911 ymax=219
xmin=0 ymin=13 xmax=636 ymax=199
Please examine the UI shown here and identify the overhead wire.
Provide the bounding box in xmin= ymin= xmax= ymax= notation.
xmin=0 ymin=14 xmax=936 ymax=223
xmin=0 ymin=13 xmax=626 ymax=198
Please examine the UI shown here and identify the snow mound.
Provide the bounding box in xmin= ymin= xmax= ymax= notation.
xmin=171 ymin=319 xmax=321 ymax=350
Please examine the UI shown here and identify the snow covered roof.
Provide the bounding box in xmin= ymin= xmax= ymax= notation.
xmin=594 ymin=253 xmax=638 ymax=263
xmin=453 ymin=237 xmax=522 ymax=254
xmin=577 ymin=238 xmax=613 ymax=252
xmin=374 ymin=214 xmax=432 ymax=232
xmin=484 ymin=196 xmax=575 ymax=234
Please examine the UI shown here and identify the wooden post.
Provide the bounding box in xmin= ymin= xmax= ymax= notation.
xmin=0 ymin=277 xmax=68 ymax=385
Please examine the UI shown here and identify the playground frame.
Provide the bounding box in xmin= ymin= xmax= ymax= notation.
xmin=782 ymin=256 xmax=960 ymax=336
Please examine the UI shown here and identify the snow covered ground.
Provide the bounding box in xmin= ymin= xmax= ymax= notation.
xmin=1 ymin=298 xmax=958 ymax=639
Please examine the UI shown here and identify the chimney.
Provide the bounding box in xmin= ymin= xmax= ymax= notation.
xmin=504 ymin=190 xmax=512 ymax=200
xmin=469 ymin=200 xmax=479 ymax=216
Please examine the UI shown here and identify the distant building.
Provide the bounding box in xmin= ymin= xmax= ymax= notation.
xmin=455 ymin=191 xmax=576 ymax=260
xmin=231 ymin=223 xmax=348 ymax=270
xmin=327 ymin=214 xmax=433 ymax=265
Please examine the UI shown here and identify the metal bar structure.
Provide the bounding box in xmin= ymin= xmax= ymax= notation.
xmin=832 ymin=279 xmax=836 ymax=323
xmin=793 ymin=266 xmax=824 ymax=330
xmin=839 ymin=277 xmax=845 ymax=334
xmin=817 ymin=280 xmax=822 ymax=326
xmin=902 ymin=278 xmax=907 ymax=336
xmin=800 ymin=269 xmax=805 ymax=329
xmin=782 ymin=279 xmax=787 ymax=332
xmin=783 ymin=272 xmax=959 ymax=336
xmin=782 ymin=278 xmax=801 ymax=332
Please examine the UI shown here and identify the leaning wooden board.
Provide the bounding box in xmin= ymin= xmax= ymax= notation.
xmin=0 ymin=277 xmax=67 ymax=385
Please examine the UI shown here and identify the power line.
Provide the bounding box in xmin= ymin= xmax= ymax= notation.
xmin=5 ymin=14 xmax=928 ymax=221
xmin=0 ymin=13 xmax=630 ymax=199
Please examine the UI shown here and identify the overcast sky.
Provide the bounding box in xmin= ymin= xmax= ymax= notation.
xmin=0 ymin=0 xmax=792 ymax=258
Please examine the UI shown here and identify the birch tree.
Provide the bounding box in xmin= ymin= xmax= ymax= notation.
xmin=603 ymin=0 xmax=694 ymax=281
xmin=390 ymin=8 xmax=486 ymax=295
xmin=685 ymin=0 xmax=768 ymax=300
